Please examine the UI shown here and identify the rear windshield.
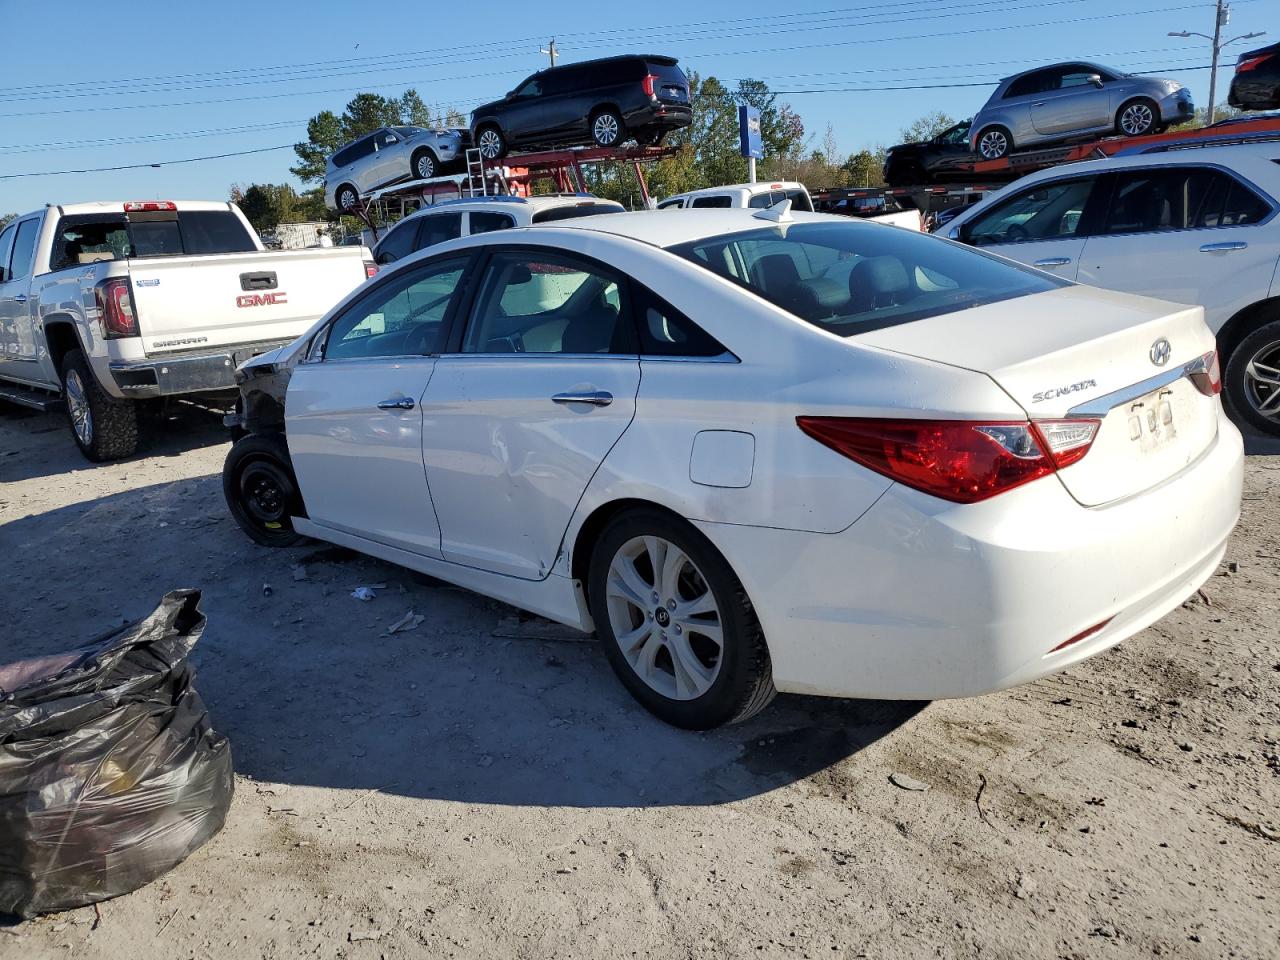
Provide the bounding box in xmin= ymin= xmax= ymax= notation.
xmin=49 ymin=211 xmax=256 ymax=268
xmin=646 ymin=60 xmax=687 ymax=85
xmin=531 ymin=203 xmax=624 ymax=224
xmin=749 ymin=188 xmax=814 ymax=212
xmin=668 ymin=221 xmax=1062 ymax=336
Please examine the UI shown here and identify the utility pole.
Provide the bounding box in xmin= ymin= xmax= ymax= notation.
xmin=1169 ymin=2 xmax=1265 ymax=125
xmin=540 ymin=38 xmax=559 ymax=68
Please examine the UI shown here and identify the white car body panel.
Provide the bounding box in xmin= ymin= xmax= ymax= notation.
xmin=266 ymin=210 xmax=1243 ymax=701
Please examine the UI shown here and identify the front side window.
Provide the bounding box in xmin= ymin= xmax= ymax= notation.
xmin=1102 ymin=167 xmax=1271 ymax=234
xmin=469 ymin=211 xmax=516 ymax=234
xmin=462 ymin=251 xmax=633 ymax=355
xmin=514 ymin=77 xmax=542 ymax=98
xmin=374 ymin=218 xmax=419 ymax=264
xmin=670 ymin=221 xmax=1061 ymax=337
xmin=7 ymin=219 xmax=39 ymax=281
xmin=324 ymin=257 xmax=467 ymax=361
xmin=966 ymin=178 xmax=1096 ymax=245
xmin=937 ymin=123 xmax=971 ymax=145
xmin=1004 ymin=71 xmax=1046 ymax=98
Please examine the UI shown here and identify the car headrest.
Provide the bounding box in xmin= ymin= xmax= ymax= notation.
xmin=849 ymin=256 xmax=911 ymax=310
xmin=752 ymin=253 xmax=801 ymax=292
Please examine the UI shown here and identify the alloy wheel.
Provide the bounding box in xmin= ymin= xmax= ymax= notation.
xmin=478 ymin=129 xmax=502 ymax=160
xmin=604 ymin=535 xmax=724 ymax=701
xmin=1120 ymin=103 xmax=1154 ymax=135
xmin=416 ymin=153 xmax=435 ymax=179
xmin=65 ymin=369 xmax=93 ymax=447
xmin=978 ymin=130 xmax=1008 ymax=160
xmin=593 ymin=113 xmax=620 ymax=146
xmin=338 ymin=187 xmax=357 ymax=211
xmin=1244 ymin=340 xmax=1280 ymax=422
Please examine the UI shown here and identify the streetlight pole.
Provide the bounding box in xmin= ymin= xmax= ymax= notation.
xmin=1169 ymin=2 xmax=1265 ymax=125
xmin=540 ymin=38 xmax=559 ymax=68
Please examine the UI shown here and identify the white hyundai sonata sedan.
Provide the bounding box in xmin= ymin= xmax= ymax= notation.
xmin=223 ymin=207 xmax=1244 ymax=729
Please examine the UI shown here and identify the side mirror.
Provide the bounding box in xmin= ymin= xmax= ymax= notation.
xmin=956 ymin=222 xmax=974 ymax=244
xmin=1087 ymin=74 xmax=1103 ymax=88
xmin=376 ymin=251 xmax=395 ymax=265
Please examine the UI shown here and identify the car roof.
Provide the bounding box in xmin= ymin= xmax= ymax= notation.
xmin=536 ymin=208 xmax=853 ymax=248
xmin=388 ymin=194 xmax=623 ymax=227
xmin=53 ymin=200 xmax=236 ymax=216
xmin=1000 ymin=61 xmax=1115 ymax=82
xmin=666 ymin=182 xmax=808 ymax=201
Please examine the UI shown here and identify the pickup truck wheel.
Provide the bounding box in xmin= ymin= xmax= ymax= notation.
xmin=60 ymin=349 xmax=138 ymax=461
xmin=223 ymin=434 xmax=306 ymax=547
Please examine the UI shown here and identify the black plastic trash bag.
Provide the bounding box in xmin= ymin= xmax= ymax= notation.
xmin=0 ymin=589 xmax=232 ymax=918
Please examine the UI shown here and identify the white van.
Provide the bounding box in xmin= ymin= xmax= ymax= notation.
xmin=657 ymin=182 xmax=814 ymax=211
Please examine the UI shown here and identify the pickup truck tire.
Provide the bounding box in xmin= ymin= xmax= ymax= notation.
xmin=223 ymin=434 xmax=306 ymax=547
xmin=60 ymin=349 xmax=138 ymax=461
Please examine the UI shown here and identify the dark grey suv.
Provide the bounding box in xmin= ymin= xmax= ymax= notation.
xmin=469 ymin=55 xmax=692 ymax=160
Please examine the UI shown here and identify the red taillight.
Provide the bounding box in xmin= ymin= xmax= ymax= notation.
xmin=1190 ymin=349 xmax=1221 ymax=397
xmin=642 ymin=73 xmax=658 ymax=97
xmin=363 ymin=260 xmax=378 ymax=279
xmin=795 ymin=416 xmax=1099 ymax=504
xmin=123 ymin=201 xmax=176 ymax=212
xmin=1237 ymin=52 xmax=1274 ymax=73
xmin=94 ymin=278 xmax=138 ymax=338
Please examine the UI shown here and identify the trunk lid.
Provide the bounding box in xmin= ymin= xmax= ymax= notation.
xmin=128 ymin=248 xmax=368 ymax=354
xmin=856 ymin=284 xmax=1219 ymax=506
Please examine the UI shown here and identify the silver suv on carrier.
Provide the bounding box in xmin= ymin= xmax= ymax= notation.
xmin=324 ymin=126 xmax=469 ymax=211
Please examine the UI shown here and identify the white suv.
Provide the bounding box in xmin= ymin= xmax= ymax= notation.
xmin=657 ymin=182 xmax=814 ymax=211
xmin=324 ymin=126 xmax=468 ymax=211
xmin=943 ymin=142 xmax=1280 ymax=434
xmin=370 ymin=195 xmax=626 ymax=264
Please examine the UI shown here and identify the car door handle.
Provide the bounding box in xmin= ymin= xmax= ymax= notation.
xmin=11 ymin=294 xmax=27 ymax=303
xmin=552 ymin=391 xmax=613 ymax=407
xmin=1031 ymin=101 xmax=1047 ymax=107
xmin=376 ymin=397 xmax=416 ymax=410
xmin=1199 ymin=241 xmax=1247 ymax=253
xmin=1033 ymin=257 xmax=1072 ymax=267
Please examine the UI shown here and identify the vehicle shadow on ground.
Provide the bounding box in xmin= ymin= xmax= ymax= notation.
xmin=2 ymin=476 xmax=926 ymax=809
xmin=0 ymin=402 xmax=231 ymax=484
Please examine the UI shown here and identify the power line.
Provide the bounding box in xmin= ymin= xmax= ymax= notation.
xmin=0 ymin=144 xmax=296 ymax=181
xmin=768 ymin=64 xmax=1212 ymax=94
xmin=0 ymin=120 xmax=305 ymax=155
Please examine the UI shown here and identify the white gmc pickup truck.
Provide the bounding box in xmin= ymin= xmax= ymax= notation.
xmin=0 ymin=200 xmax=373 ymax=460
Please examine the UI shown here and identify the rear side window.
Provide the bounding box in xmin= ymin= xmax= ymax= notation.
xmin=966 ymin=178 xmax=1096 ymax=244
xmin=531 ymin=203 xmax=623 ymax=223
xmin=670 ymin=221 xmax=1061 ymax=337
xmin=691 ymin=196 xmax=732 ymax=209
xmin=633 ymin=285 xmax=727 ymax=358
xmin=1004 ymin=72 xmax=1045 ymax=98
xmin=1102 ymin=167 xmax=1271 ymax=233
xmin=415 ymin=213 xmax=463 ymax=251
xmin=469 ymin=211 xmax=516 ymax=234
xmin=50 ymin=216 xmax=130 ymax=271
xmin=7 ymin=219 xmax=38 ymax=281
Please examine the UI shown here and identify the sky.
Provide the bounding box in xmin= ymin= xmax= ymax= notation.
xmin=0 ymin=0 xmax=1270 ymax=214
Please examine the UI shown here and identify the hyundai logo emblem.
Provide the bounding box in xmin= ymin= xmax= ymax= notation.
xmin=1149 ymin=338 xmax=1172 ymax=367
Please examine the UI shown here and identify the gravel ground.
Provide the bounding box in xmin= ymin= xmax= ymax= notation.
xmin=1 ymin=404 xmax=1277 ymax=960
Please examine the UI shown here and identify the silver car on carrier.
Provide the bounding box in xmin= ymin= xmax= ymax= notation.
xmin=324 ymin=126 xmax=469 ymax=212
xmin=969 ymin=62 xmax=1193 ymax=160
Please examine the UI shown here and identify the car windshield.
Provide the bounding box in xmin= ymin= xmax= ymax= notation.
xmin=392 ymin=126 xmax=429 ymax=137
xmin=668 ymin=221 xmax=1063 ymax=336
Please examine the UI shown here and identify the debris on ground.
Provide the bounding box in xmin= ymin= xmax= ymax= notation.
xmin=386 ymin=610 xmax=426 ymax=635
xmin=889 ymin=772 xmax=929 ymax=792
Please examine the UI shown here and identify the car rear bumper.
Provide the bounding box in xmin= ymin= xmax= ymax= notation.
xmin=109 ymin=340 xmax=294 ymax=398
xmin=625 ymin=103 xmax=693 ymax=130
xmin=695 ymin=407 xmax=1244 ymax=700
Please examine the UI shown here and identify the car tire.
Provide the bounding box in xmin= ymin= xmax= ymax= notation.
xmin=411 ymin=148 xmax=438 ymax=180
xmin=1223 ymin=317 xmax=1280 ymax=436
xmin=975 ymin=126 xmax=1012 ymax=160
xmin=1116 ymin=98 xmax=1159 ymax=137
xmin=475 ymin=124 xmax=507 ymax=161
xmin=223 ymin=433 xmax=307 ymax=547
xmin=587 ymin=508 xmax=776 ymax=729
xmin=590 ymin=108 xmax=626 ymax=148
xmin=336 ymin=184 xmax=359 ymax=212
xmin=60 ymin=348 xmax=138 ymax=462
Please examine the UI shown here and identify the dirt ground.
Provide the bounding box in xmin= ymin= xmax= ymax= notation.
xmin=0 ymin=403 xmax=1277 ymax=960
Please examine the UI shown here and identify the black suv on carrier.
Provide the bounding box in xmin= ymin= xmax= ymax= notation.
xmin=469 ymin=54 xmax=692 ymax=160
